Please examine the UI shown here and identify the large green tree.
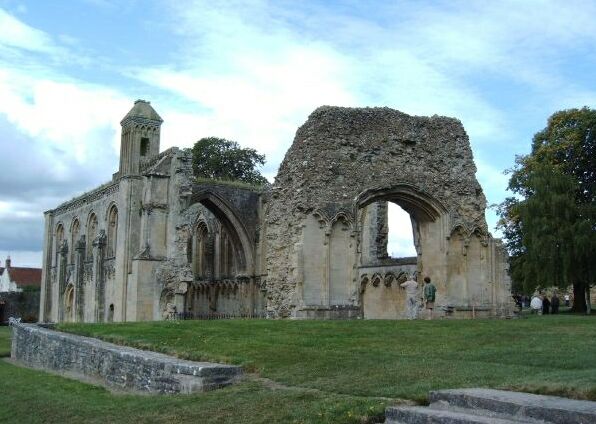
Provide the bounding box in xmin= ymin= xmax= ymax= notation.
xmin=191 ymin=137 xmax=268 ymax=185
xmin=497 ymin=107 xmax=596 ymax=312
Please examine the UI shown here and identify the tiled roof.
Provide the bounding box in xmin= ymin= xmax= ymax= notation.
xmin=8 ymin=267 xmax=42 ymax=287
xmin=121 ymin=99 xmax=162 ymax=123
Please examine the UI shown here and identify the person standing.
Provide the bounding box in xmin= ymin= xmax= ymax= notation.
xmin=551 ymin=293 xmax=560 ymax=314
xmin=530 ymin=294 xmax=542 ymax=315
xmin=423 ymin=276 xmax=437 ymax=320
xmin=542 ymin=293 xmax=551 ymax=315
xmin=400 ymin=273 xmax=419 ymax=320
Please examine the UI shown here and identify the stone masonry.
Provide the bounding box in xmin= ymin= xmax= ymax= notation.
xmin=40 ymin=101 xmax=512 ymax=323
xmin=11 ymin=322 xmax=242 ymax=394
xmin=265 ymin=106 xmax=511 ymax=318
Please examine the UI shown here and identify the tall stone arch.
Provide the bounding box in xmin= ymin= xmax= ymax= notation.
xmin=190 ymin=219 xmax=214 ymax=280
xmin=190 ymin=190 xmax=255 ymax=276
xmin=70 ymin=218 xmax=80 ymax=264
xmin=265 ymin=106 xmax=512 ymax=318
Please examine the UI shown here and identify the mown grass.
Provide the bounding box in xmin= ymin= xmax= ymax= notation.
xmin=0 ymin=326 xmax=10 ymax=357
xmin=0 ymin=315 xmax=594 ymax=423
xmin=60 ymin=315 xmax=596 ymax=401
xmin=0 ymin=326 xmax=384 ymax=424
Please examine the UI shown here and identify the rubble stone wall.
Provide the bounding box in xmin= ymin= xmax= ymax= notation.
xmin=265 ymin=106 xmax=512 ymax=318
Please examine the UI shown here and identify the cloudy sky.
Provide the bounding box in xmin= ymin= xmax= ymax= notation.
xmin=0 ymin=0 xmax=595 ymax=267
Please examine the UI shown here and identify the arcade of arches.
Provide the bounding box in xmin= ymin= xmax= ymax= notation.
xmin=40 ymin=101 xmax=512 ymax=324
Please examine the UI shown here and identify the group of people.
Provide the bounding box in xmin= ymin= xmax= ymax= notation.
xmin=399 ymin=276 xmax=571 ymax=319
xmin=529 ymin=292 xmax=561 ymax=315
xmin=399 ymin=274 xmax=436 ymax=320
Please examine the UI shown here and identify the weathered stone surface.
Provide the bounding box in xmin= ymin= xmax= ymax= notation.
xmin=386 ymin=388 xmax=596 ymax=424
xmin=11 ymin=322 xmax=242 ymax=394
xmin=265 ymin=106 xmax=512 ymax=318
xmin=386 ymin=406 xmax=522 ymax=424
xmin=40 ymin=101 xmax=512 ymax=323
xmin=429 ymin=388 xmax=596 ymax=424
xmin=40 ymin=100 xmax=266 ymax=324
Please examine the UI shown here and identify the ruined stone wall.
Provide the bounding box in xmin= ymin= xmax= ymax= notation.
xmin=41 ymin=101 xmax=511 ymax=322
xmin=151 ymin=150 xmax=265 ymax=320
xmin=11 ymin=323 xmax=241 ymax=394
xmin=40 ymin=180 xmax=126 ymax=324
xmin=265 ymin=106 xmax=511 ymax=318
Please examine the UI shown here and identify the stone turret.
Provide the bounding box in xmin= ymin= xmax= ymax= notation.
xmin=117 ymin=100 xmax=163 ymax=177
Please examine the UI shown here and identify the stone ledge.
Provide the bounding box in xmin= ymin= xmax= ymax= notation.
xmin=387 ymin=388 xmax=596 ymax=424
xmin=429 ymin=388 xmax=596 ymax=424
xmin=10 ymin=322 xmax=242 ymax=394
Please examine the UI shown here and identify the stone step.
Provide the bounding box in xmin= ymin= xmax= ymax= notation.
xmin=385 ymin=406 xmax=527 ymax=424
xmin=428 ymin=388 xmax=596 ymax=424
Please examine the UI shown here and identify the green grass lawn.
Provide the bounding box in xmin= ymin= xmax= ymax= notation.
xmin=0 ymin=326 xmax=10 ymax=357
xmin=1 ymin=315 xmax=595 ymax=423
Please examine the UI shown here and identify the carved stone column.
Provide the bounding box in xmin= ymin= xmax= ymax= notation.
xmin=57 ymin=240 xmax=68 ymax=322
xmin=74 ymin=236 xmax=86 ymax=322
xmin=93 ymin=230 xmax=107 ymax=322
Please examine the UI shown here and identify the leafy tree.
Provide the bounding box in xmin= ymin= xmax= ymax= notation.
xmin=494 ymin=198 xmax=525 ymax=294
xmin=191 ymin=137 xmax=268 ymax=185
xmin=497 ymin=107 xmax=596 ymax=313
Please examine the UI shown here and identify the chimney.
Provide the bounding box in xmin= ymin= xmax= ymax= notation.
xmin=5 ymin=256 xmax=10 ymax=268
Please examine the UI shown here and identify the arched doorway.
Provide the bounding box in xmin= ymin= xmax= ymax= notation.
xmin=263 ymin=106 xmax=513 ymax=318
xmin=356 ymin=185 xmax=448 ymax=319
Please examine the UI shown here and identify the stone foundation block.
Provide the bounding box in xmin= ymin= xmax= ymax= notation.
xmin=10 ymin=322 xmax=242 ymax=394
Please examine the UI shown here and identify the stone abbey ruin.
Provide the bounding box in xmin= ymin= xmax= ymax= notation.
xmin=39 ymin=100 xmax=512 ymax=323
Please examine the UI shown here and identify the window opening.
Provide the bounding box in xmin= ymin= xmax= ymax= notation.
xmin=140 ymin=137 xmax=149 ymax=156
xmin=387 ymin=202 xmax=416 ymax=259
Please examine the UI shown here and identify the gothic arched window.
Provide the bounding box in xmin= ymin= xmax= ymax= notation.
xmin=193 ymin=222 xmax=209 ymax=279
xmin=70 ymin=218 xmax=80 ymax=263
xmin=106 ymin=206 xmax=118 ymax=258
xmin=86 ymin=213 xmax=98 ymax=258
xmin=55 ymin=223 xmax=64 ymax=266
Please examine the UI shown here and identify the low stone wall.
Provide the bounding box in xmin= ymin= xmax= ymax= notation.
xmin=10 ymin=323 xmax=242 ymax=394
xmin=0 ymin=291 xmax=40 ymax=323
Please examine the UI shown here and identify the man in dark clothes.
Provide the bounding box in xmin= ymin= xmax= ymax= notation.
xmin=551 ymin=293 xmax=560 ymax=314
xmin=542 ymin=293 xmax=551 ymax=315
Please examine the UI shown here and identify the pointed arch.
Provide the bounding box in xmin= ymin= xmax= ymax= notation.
xmin=106 ymin=204 xmax=118 ymax=258
xmin=190 ymin=190 xmax=254 ymax=275
xmin=70 ymin=218 xmax=80 ymax=263
xmin=86 ymin=212 xmax=98 ymax=258
xmin=64 ymin=283 xmax=75 ymax=323
xmin=329 ymin=214 xmax=355 ymax=305
xmin=355 ymin=183 xmax=448 ymax=223
xmin=192 ymin=220 xmax=212 ymax=279
xmin=54 ymin=222 xmax=65 ymax=266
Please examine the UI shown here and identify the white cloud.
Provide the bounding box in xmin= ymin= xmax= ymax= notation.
xmin=0 ymin=200 xmax=37 ymax=219
xmin=133 ymin=44 xmax=355 ymax=166
xmin=0 ymin=250 xmax=42 ymax=269
xmin=0 ymin=7 xmax=58 ymax=54
xmin=0 ymin=67 xmax=129 ymax=165
xmin=1 ymin=0 xmax=595 ymax=266
xmin=153 ymin=1 xmax=510 ymax=148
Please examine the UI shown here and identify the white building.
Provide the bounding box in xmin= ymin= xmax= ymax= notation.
xmin=0 ymin=257 xmax=42 ymax=293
